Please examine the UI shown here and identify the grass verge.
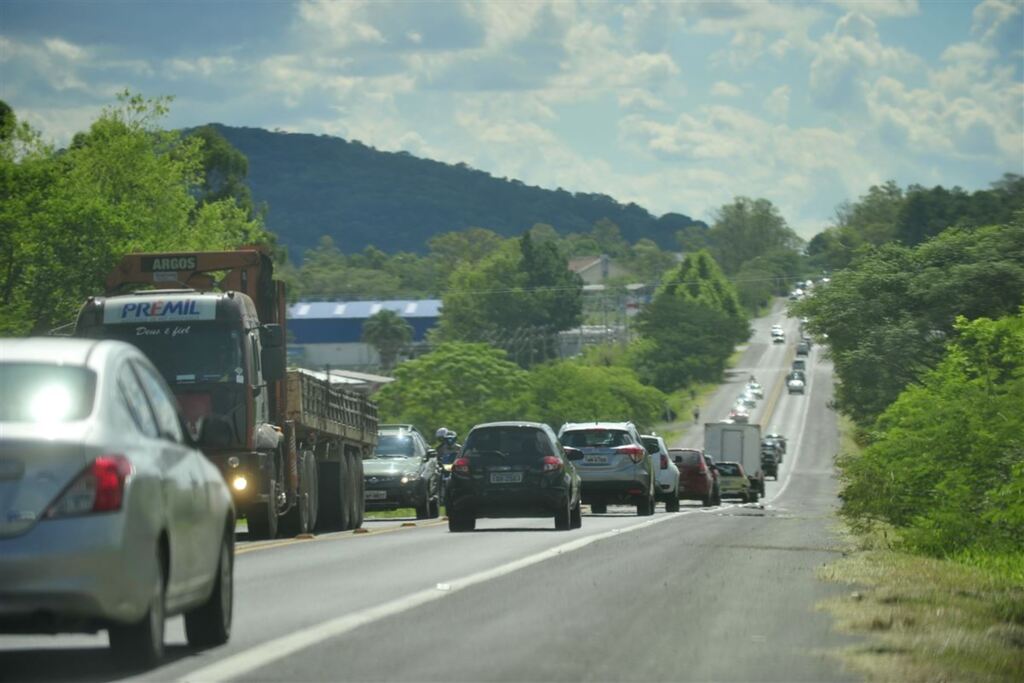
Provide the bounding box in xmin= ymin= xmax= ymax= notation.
xmin=817 ymin=418 xmax=1024 ymax=682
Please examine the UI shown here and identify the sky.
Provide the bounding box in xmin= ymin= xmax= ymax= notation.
xmin=1 ymin=0 xmax=1022 ymax=239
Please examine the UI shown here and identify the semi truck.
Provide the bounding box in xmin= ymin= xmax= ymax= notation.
xmin=703 ymin=421 xmax=764 ymax=502
xmin=74 ymin=248 xmax=377 ymax=539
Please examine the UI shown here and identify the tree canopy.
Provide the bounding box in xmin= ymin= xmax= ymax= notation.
xmin=361 ymin=309 xmax=413 ymax=372
xmin=0 ymin=93 xmax=268 ymax=336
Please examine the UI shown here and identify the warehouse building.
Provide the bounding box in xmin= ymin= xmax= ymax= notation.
xmin=287 ymin=299 xmax=442 ymax=371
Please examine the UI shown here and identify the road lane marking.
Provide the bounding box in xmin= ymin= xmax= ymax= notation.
xmin=181 ymin=510 xmax=704 ymax=683
xmin=767 ymin=349 xmax=816 ymax=505
xmin=235 ymin=520 xmax=448 ymax=556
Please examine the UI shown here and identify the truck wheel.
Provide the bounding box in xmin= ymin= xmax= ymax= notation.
xmin=316 ymin=461 xmax=342 ymax=532
xmin=351 ymin=455 xmax=365 ymax=528
xmin=666 ymin=496 xmax=680 ymax=513
xmin=337 ymin=453 xmax=352 ymax=531
xmin=246 ymin=455 xmax=278 ymax=540
xmin=184 ymin=528 xmax=233 ymax=648
xmin=109 ymin=545 xmax=165 ymax=667
xmin=281 ymin=450 xmax=318 ymax=536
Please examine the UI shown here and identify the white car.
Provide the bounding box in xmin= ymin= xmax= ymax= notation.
xmin=0 ymin=338 xmax=235 ymax=667
xmin=746 ymin=381 xmax=764 ymax=399
xmin=787 ymin=374 xmax=806 ymax=394
xmin=641 ymin=434 xmax=680 ymax=512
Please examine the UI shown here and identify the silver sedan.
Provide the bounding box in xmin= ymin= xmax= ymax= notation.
xmin=0 ymin=338 xmax=235 ymax=667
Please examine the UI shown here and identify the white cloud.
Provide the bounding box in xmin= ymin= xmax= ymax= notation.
xmin=809 ymin=11 xmax=922 ymax=110
xmin=829 ymin=1 xmax=919 ymax=18
xmin=711 ymin=81 xmax=743 ymax=97
xmin=297 ymin=1 xmax=385 ymax=47
xmin=764 ymin=85 xmax=791 ymax=118
xmin=165 ymin=55 xmax=238 ymax=79
xmin=43 ymin=37 xmax=87 ymax=61
xmin=972 ymin=0 xmax=1023 ymax=48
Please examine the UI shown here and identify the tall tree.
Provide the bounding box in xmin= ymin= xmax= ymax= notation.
xmin=632 ymin=250 xmax=749 ymax=391
xmin=361 ymin=309 xmax=413 ymax=372
xmin=0 ymin=93 xmax=267 ymax=335
xmin=707 ymin=197 xmax=802 ymax=274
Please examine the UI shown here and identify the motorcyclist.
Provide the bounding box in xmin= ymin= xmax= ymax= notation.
xmin=436 ymin=428 xmax=461 ymax=466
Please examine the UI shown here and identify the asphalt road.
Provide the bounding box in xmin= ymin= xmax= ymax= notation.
xmin=0 ymin=304 xmax=860 ymax=683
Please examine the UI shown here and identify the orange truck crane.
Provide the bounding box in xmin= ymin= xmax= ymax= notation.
xmin=75 ymin=248 xmax=377 ymax=539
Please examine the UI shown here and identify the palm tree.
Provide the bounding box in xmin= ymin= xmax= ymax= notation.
xmin=361 ymin=309 xmax=413 ymax=372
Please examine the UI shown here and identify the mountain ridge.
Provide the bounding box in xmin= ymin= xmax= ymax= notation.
xmin=211 ymin=124 xmax=706 ymax=258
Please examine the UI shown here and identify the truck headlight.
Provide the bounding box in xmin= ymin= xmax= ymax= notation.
xmin=228 ymin=456 xmax=241 ymax=468
xmin=232 ymin=475 xmax=248 ymax=491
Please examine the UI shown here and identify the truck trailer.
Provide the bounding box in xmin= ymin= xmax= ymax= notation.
xmin=703 ymin=421 xmax=764 ymax=502
xmin=75 ymin=249 xmax=377 ymax=539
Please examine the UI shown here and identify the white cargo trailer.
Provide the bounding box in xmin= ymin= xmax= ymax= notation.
xmin=704 ymin=422 xmax=764 ymax=501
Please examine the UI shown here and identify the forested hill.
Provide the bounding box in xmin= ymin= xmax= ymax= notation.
xmin=211 ymin=124 xmax=705 ymax=258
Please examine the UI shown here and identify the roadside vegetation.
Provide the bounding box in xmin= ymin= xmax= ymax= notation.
xmin=793 ymin=178 xmax=1024 ymax=681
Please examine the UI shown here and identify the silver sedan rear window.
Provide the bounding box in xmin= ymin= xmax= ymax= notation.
xmin=0 ymin=364 xmax=96 ymax=423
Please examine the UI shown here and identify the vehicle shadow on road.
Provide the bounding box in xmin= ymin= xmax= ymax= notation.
xmin=0 ymin=644 xmax=192 ymax=682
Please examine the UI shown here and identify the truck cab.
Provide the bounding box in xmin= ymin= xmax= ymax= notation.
xmin=75 ymin=289 xmax=283 ymax=458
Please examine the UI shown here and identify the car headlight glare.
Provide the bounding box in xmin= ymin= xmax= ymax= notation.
xmin=227 ymin=456 xmax=241 ymax=468
xmin=232 ymin=476 xmax=248 ymax=491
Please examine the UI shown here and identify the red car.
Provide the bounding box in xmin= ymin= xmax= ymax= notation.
xmin=669 ymin=448 xmax=720 ymax=507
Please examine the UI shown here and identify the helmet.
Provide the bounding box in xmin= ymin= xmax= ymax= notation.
xmin=446 ymin=430 xmax=457 ymax=440
xmin=436 ymin=427 xmax=448 ymax=440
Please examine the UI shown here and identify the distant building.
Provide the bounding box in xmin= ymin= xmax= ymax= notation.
xmin=288 ymin=299 xmax=441 ymax=371
xmin=567 ymin=254 xmax=628 ymax=285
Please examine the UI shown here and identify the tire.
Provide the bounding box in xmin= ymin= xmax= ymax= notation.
xmin=750 ymin=489 xmax=760 ymax=503
xmin=280 ymin=450 xmax=317 ymax=536
xmin=428 ymin=477 xmax=441 ymax=519
xmin=316 ymin=461 xmax=342 ymax=532
xmin=701 ymin=493 xmax=713 ymax=507
xmin=184 ymin=530 xmax=233 ymax=649
xmin=666 ymin=495 xmax=680 ymax=513
xmin=448 ymin=511 xmax=475 ymax=532
xmin=109 ymin=546 xmax=165 ymax=667
xmin=713 ymin=485 xmax=722 ymax=506
xmin=638 ymin=494 xmax=655 ymax=516
xmin=351 ymin=455 xmax=365 ymax=529
xmin=415 ymin=482 xmax=429 ymax=520
xmin=337 ymin=452 xmax=352 ymax=531
xmin=570 ymin=499 xmax=582 ymax=528
xmin=741 ymin=492 xmax=749 ymax=503
xmin=591 ymin=502 xmax=607 ymax=514
xmin=246 ymin=453 xmax=278 ymax=540
xmin=555 ymin=497 xmax=571 ymax=530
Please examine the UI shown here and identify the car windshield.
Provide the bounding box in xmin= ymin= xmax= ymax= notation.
xmin=375 ymin=434 xmax=416 ymax=458
xmin=83 ymin=321 xmax=245 ymax=386
xmin=671 ymin=450 xmax=702 ymax=467
xmin=641 ymin=436 xmax=660 ymax=453
xmin=0 ymin=364 xmax=96 ymax=423
xmin=560 ymin=429 xmax=631 ymax=448
xmin=464 ymin=426 xmax=550 ymax=462
xmin=716 ymin=463 xmax=741 ymax=476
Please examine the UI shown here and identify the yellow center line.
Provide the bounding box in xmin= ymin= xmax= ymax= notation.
xmin=759 ymin=343 xmax=796 ymax=428
xmin=235 ymin=519 xmax=448 ymax=556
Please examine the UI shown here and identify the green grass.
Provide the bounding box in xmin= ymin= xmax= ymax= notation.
xmin=817 ymin=417 xmax=1024 ymax=682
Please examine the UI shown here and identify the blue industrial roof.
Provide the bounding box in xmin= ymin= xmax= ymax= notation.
xmin=289 ymin=300 xmax=442 ymax=320
xmin=287 ymin=299 xmax=442 ymax=344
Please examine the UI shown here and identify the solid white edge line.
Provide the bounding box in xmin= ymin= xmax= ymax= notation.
xmin=180 ymin=509 xmax=705 ymax=683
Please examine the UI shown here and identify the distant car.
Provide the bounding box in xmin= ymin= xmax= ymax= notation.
xmin=641 ymin=434 xmax=680 ymax=512
xmin=772 ymin=331 xmax=786 ymax=344
xmin=746 ymin=381 xmax=764 ymax=399
xmin=728 ymin=407 xmax=750 ymax=423
xmin=737 ymin=392 xmax=757 ymax=409
xmin=559 ymin=422 xmax=655 ymax=516
xmin=791 ymin=358 xmax=806 ymax=373
xmin=448 ymin=421 xmax=583 ymax=531
xmin=715 ymin=461 xmax=754 ymax=502
xmin=671 ymin=448 xmax=718 ymax=507
xmin=770 ymin=324 xmax=783 ymax=335
xmin=796 ymin=340 xmax=810 ymax=356
xmin=763 ymin=434 xmax=786 ymax=464
xmin=364 ymin=425 xmax=442 ymax=519
xmin=760 ymin=446 xmax=779 ymax=480
xmin=787 ymin=371 xmax=806 ymax=394
xmin=0 ymin=338 xmax=235 ymax=667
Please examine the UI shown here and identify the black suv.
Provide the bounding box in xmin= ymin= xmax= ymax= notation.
xmin=447 ymin=422 xmax=584 ymax=532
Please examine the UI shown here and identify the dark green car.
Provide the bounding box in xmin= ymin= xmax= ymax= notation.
xmin=447 ymin=422 xmax=584 ymax=532
xmin=363 ymin=426 xmax=442 ymax=519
